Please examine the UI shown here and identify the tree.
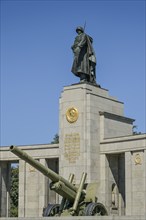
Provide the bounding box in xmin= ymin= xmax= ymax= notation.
xmin=51 ymin=133 xmax=59 ymax=144
xmin=132 ymin=125 xmax=141 ymax=135
xmin=10 ymin=165 xmax=19 ymax=217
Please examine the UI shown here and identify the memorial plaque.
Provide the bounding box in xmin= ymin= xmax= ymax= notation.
xmin=64 ymin=133 xmax=80 ymax=163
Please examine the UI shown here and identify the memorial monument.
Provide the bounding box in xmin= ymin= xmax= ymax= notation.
xmin=0 ymin=26 xmax=146 ymax=219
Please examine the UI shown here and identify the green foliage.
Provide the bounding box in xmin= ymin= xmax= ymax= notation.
xmin=132 ymin=125 xmax=141 ymax=135
xmin=10 ymin=165 xmax=19 ymax=217
xmin=51 ymin=133 xmax=59 ymax=144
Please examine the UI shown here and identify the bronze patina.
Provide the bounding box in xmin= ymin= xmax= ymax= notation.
xmin=71 ymin=26 xmax=96 ymax=84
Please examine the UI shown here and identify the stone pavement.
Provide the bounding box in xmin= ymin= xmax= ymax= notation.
xmin=1 ymin=216 xmax=146 ymax=220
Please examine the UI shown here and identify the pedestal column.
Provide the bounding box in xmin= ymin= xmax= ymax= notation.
xmin=59 ymin=83 xmax=124 ymax=184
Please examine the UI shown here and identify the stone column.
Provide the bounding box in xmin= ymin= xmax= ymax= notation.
xmin=131 ymin=150 xmax=145 ymax=215
xmin=19 ymin=159 xmax=40 ymax=217
xmin=18 ymin=156 xmax=60 ymax=217
xmin=99 ymin=154 xmax=109 ymax=210
xmin=59 ymin=84 xmax=99 ymax=184
xmin=18 ymin=160 xmax=26 ymax=217
xmin=125 ymin=152 xmax=132 ymax=215
xmin=25 ymin=161 xmax=42 ymax=217
xmin=38 ymin=159 xmax=48 ymax=216
xmin=125 ymin=150 xmax=146 ymax=216
xmin=0 ymin=161 xmax=11 ymax=217
xmin=59 ymin=83 xmax=125 ymax=184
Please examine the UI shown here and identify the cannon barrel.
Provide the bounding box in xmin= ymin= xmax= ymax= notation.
xmin=9 ymin=146 xmax=108 ymax=216
xmin=10 ymin=145 xmax=78 ymax=193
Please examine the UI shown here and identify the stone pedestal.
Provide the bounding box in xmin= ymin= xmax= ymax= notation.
xmin=59 ymin=83 xmax=133 ymax=184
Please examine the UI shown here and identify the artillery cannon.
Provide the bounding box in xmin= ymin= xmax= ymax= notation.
xmin=10 ymin=145 xmax=108 ymax=217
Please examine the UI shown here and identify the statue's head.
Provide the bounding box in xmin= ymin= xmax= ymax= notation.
xmin=76 ymin=26 xmax=84 ymax=33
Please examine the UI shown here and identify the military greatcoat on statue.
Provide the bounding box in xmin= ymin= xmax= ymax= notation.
xmin=71 ymin=26 xmax=96 ymax=83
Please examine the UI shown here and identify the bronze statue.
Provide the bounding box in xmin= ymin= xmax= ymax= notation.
xmin=71 ymin=26 xmax=96 ymax=84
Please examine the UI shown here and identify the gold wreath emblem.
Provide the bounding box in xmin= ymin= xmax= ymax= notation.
xmin=66 ymin=107 xmax=78 ymax=123
xmin=134 ymin=153 xmax=142 ymax=165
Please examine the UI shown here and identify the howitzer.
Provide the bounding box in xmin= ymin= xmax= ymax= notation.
xmin=10 ymin=145 xmax=108 ymax=217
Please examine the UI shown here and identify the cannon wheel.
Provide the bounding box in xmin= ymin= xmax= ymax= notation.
xmin=84 ymin=202 xmax=108 ymax=216
xmin=43 ymin=204 xmax=60 ymax=216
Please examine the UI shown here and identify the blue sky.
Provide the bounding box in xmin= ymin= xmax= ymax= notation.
xmin=0 ymin=0 xmax=145 ymax=147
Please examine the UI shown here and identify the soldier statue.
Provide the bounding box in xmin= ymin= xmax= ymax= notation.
xmin=71 ymin=26 xmax=96 ymax=84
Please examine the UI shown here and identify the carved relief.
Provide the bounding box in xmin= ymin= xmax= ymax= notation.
xmin=111 ymin=183 xmax=118 ymax=209
xmin=29 ymin=165 xmax=36 ymax=172
xmin=134 ymin=153 xmax=142 ymax=165
xmin=66 ymin=107 xmax=79 ymax=123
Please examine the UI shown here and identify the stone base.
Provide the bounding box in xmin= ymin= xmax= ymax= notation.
xmin=1 ymin=215 xmax=146 ymax=220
